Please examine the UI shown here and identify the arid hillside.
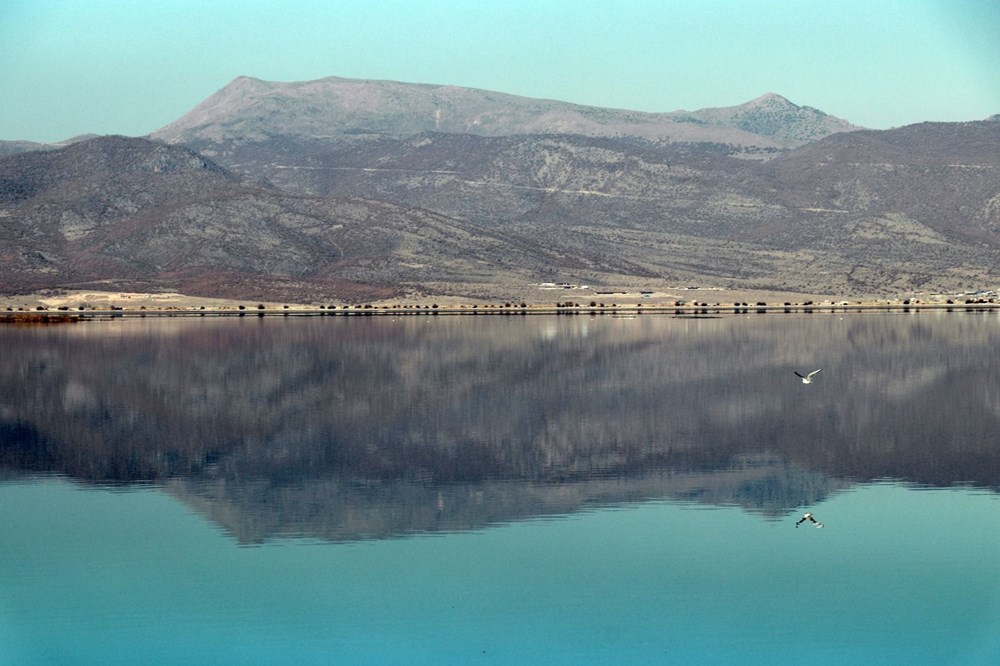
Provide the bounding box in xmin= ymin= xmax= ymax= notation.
xmin=1 ymin=76 xmax=997 ymax=302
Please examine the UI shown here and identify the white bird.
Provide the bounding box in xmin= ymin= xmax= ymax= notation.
xmin=795 ymin=512 xmax=824 ymax=528
xmin=795 ymin=369 xmax=822 ymax=384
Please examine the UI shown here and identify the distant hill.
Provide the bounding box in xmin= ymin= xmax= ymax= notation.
xmin=2 ymin=120 xmax=998 ymax=302
xmin=0 ymin=134 xmax=103 ymax=157
xmin=1 ymin=77 xmax=997 ymax=302
xmin=670 ymin=92 xmax=860 ymax=144
xmin=762 ymin=121 xmax=1000 ymax=247
xmin=150 ymin=75 xmax=859 ymax=150
xmin=0 ymin=135 xmax=565 ymax=301
xmin=0 ymin=140 xmax=56 ymax=157
xmin=172 ymin=119 xmax=997 ymax=298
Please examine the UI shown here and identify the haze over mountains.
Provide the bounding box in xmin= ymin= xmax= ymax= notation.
xmin=1 ymin=75 xmax=998 ymax=302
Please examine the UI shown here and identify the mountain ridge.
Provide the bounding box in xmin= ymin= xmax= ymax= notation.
xmin=150 ymin=75 xmax=860 ymax=149
xmin=1 ymin=76 xmax=997 ymax=302
xmin=3 ymin=120 xmax=998 ymax=302
xmin=0 ymin=135 xmax=624 ymax=301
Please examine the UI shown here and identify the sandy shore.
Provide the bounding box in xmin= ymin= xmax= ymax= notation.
xmin=1 ymin=288 xmax=995 ymax=317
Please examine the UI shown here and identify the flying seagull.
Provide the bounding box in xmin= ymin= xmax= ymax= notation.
xmin=795 ymin=512 xmax=824 ymax=528
xmin=794 ymin=369 xmax=822 ymax=384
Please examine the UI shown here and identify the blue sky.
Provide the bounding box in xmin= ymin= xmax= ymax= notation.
xmin=2 ymin=0 xmax=998 ymax=143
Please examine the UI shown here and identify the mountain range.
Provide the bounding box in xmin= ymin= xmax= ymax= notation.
xmin=1 ymin=75 xmax=998 ymax=302
xmin=150 ymin=76 xmax=860 ymax=149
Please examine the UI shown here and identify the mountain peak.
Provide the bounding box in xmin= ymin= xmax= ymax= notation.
xmin=676 ymin=93 xmax=860 ymax=143
xmin=745 ymin=93 xmax=797 ymax=108
xmin=149 ymin=75 xmax=859 ymax=148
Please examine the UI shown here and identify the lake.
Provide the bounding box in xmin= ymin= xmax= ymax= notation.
xmin=2 ymin=312 xmax=999 ymax=664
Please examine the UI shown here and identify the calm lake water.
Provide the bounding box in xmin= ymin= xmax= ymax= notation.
xmin=2 ymin=312 xmax=999 ymax=664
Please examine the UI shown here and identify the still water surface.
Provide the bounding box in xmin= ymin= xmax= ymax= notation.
xmin=1 ymin=313 xmax=999 ymax=663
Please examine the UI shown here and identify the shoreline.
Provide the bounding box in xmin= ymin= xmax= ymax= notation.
xmin=3 ymin=300 xmax=998 ymax=323
xmin=1 ymin=288 xmax=997 ymax=322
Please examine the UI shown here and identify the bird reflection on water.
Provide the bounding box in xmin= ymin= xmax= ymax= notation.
xmin=795 ymin=511 xmax=824 ymax=528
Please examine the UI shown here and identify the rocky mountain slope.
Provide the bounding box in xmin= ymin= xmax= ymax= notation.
xmin=0 ymin=135 xmax=584 ymax=301
xmin=151 ymin=75 xmax=859 ymax=150
xmin=1 ymin=76 xmax=997 ymax=301
xmin=180 ymin=121 xmax=999 ymax=297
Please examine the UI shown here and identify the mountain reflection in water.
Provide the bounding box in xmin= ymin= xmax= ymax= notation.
xmin=2 ymin=312 xmax=998 ymax=543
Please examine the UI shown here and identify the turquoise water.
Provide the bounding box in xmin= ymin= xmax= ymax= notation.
xmin=2 ymin=478 xmax=999 ymax=664
xmin=2 ymin=313 xmax=1000 ymax=663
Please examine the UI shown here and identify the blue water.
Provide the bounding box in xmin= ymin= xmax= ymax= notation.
xmin=3 ymin=312 xmax=1000 ymax=663
xmin=2 ymin=478 xmax=999 ymax=664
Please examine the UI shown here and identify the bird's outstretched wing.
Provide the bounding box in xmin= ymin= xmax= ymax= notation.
xmin=795 ymin=369 xmax=823 ymax=383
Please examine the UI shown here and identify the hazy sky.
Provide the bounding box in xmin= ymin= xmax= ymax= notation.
xmin=2 ymin=0 xmax=998 ymax=142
